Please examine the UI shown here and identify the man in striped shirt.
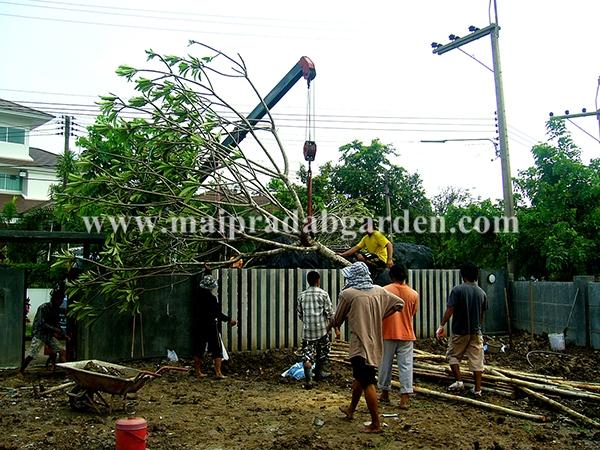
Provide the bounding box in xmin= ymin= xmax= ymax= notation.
xmin=297 ymin=271 xmax=338 ymax=389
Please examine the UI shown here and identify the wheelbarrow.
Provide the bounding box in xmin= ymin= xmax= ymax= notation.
xmin=57 ymin=360 xmax=188 ymax=413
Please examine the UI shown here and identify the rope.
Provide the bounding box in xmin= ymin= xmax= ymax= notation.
xmin=526 ymin=350 xmax=571 ymax=368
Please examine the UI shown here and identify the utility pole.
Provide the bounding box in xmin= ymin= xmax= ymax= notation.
xmin=62 ymin=115 xmax=71 ymax=188
xmin=63 ymin=115 xmax=71 ymax=153
xmin=384 ymin=175 xmax=392 ymax=236
xmin=489 ymin=24 xmax=515 ymax=221
xmin=548 ymin=76 xmax=600 ymax=144
xmin=431 ymin=5 xmax=516 ymax=277
xmin=431 ymin=23 xmax=514 ymax=223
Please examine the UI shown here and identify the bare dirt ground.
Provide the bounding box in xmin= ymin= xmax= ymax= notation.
xmin=1 ymin=334 xmax=599 ymax=450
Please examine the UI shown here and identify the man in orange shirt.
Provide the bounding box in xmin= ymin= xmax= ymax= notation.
xmin=378 ymin=263 xmax=419 ymax=409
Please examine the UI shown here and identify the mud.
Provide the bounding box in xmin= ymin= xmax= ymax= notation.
xmin=1 ymin=337 xmax=599 ymax=450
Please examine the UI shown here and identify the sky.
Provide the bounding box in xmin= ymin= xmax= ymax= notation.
xmin=1 ymin=0 xmax=599 ymax=202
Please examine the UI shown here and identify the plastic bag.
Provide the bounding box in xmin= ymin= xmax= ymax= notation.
xmin=167 ymin=349 xmax=178 ymax=362
xmin=281 ymin=362 xmax=305 ymax=380
xmin=219 ymin=334 xmax=229 ymax=361
xmin=280 ymin=362 xmax=317 ymax=380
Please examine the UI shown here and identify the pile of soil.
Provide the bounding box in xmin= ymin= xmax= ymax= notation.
xmin=1 ymin=342 xmax=599 ymax=450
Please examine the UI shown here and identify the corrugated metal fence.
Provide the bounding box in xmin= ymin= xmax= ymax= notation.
xmin=218 ymin=268 xmax=461 ymax=352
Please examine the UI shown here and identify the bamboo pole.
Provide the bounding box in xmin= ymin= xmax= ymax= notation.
xmin=412 ymin=386 xmax=548 ymax=422
xmin=520 ymin=386 xmax=600 ymax=428
xmin=331 ymin=358 xmax=515 ymax=408
xmin=489 ymin=369 xmax=600 ymax=429
xmin=332 ymin=342 xmax=600 ymax=395
xmin=412 ymin=370 xmax=515 ymax=398
xmin=412 ymin=361 xmax=600 ymax=401
xmin=38 ymin=381 xmax=76 ymax=396
xmin=554 ymin=381 xmax=600 ymax=392
xmin=486 ymin=365 xmax=564 ymax=381
xmin=413 ymin=354 xmax=447 ymax=361
xmin=481 ymin=373 xmax=600 ymax=401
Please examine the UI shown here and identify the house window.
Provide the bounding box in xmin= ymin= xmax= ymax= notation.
xmin=0 ymin=173 xmax=22 ymax=191
xmin=0 ymin=127 xmax=26 ymax=144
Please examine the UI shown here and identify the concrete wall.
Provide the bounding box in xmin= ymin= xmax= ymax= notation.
xmin=588 ymin=283 xmax=600 ymax=349
xmin=480 ymin=270 xmax=508 ymax=334
xmin=0 ymin=267 xmax=25 ymax=368
xmin=76 ymin=275 xmax=193 ymax=361
xmin=511 ymin=281 xmax=586 ymax=346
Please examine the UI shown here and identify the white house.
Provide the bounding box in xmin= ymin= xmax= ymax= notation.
xmin=0 ymin=99 xmax=59 ymax=213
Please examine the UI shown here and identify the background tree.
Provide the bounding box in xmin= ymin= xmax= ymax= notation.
xmin=53 ymin=42 xmax=349 ymax=319
xmin=0 ymin=200 xmax=65 ymax=287
xmin=513 ymin=119 xmax=599 ymax=279
xmin=432 ymin=199 xmax=516 ymax=269
xmin=432 ymin=186 xmax=475 ymax=216
xmin=328 ymin=139 xmax=432 ymax=244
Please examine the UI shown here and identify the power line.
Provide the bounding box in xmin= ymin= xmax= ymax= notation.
xmin=2 ymin=0 xmax=340 ymax=32
xmin=0 ymin=87 xmax=97 ymax=98
xmin=21 ymin=0 xmax=336 ymax=25
xmin=0 ymin=12 xmax=339 ymax=40
xmin=5 ymin=100 xmax=540 ymax=141
xmin=7 ymin=99 xmax=495 ymax=123
xmin=6 ymin=101 xmax=500 ymax=133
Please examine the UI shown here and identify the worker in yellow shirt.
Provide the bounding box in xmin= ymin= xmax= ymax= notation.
xmin=339 ymin=218 xmax=394 ymax=273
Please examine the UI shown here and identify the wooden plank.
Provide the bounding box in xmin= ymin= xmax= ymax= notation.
xmin=240 ymin=269 xmax=249 ymax=351
xmin=220 ymin=269 xmax=230 ymax=351
xmin=250 ymin=269 xmax=258 ymax=352
xmin=295 ymin=268 xmax=305 ymax=348
xmin=427 ymin=269 xmax=436 ymax=338
xmin=408 ymin=269 xmax=416 ymax=338
xmin=277 ymin=269 xmax=286 ymax=349
xmin=229 ymin=269 xmax=239 ymax=352
xmin=416 ymin=270 xmax=426 ymax=338
xmin=259 ymin=269 xmax=267 ymax=351
xmin=268 ymin=269 xmax=276 ymax=350
xmin=286 ymin=269 xmax=294 ymax=348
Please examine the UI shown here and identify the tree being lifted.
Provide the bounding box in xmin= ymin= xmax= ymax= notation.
xmin=53 ymin=42 xmax=350 ymax=320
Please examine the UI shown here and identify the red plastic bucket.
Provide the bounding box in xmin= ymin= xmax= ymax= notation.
xmin=115 ymin=417 xmax=148 ymax=450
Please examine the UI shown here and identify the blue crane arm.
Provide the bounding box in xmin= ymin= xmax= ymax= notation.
xmin=222 ymin=56 xmax=316 ymax=147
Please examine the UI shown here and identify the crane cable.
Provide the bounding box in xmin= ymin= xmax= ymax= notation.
xmin=305 ymin=79 xmax=316 ymax=143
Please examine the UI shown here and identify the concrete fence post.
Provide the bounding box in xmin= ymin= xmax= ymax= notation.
xmin=573 ymin=276 xmax=594 ymax=348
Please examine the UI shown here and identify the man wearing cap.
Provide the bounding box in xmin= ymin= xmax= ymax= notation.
xmin=328 ymin=262 xmax=404 ymax=433
xmin=191 ymin=272 xmax=237 ymax=379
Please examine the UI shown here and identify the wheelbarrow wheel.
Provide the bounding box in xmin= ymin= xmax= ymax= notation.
xmin=68 ymin=386 xmax=92 ymax=411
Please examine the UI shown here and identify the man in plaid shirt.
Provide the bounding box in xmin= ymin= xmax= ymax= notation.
xmin=297 ymin=271 xmax=339 ymax=389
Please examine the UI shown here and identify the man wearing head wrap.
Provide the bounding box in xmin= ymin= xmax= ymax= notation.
xmin=191 ymin=272 xmax=237 ymax=379
xmin=328 ymin=262 xmax=404 ymax=433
